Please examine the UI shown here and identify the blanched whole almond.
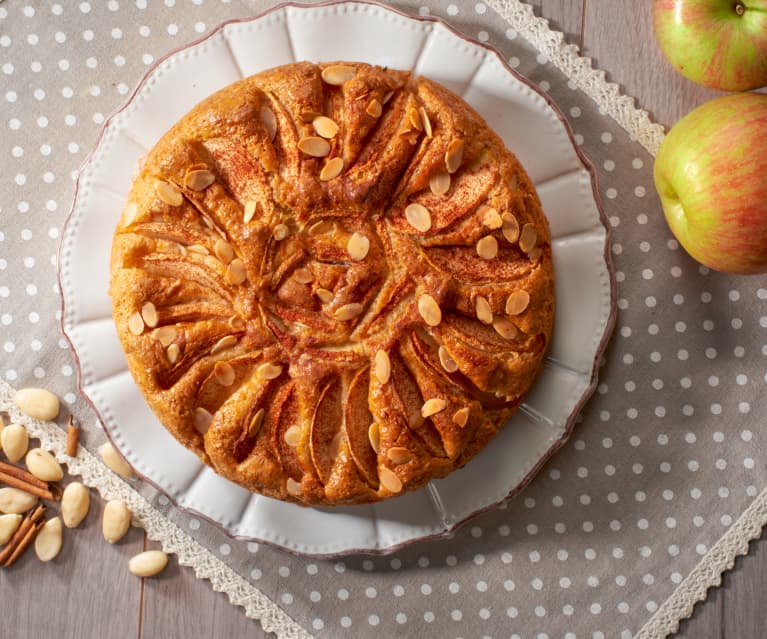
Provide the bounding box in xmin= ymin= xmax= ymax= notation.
xmin=25 ymin=448 xmax=64 ymax=482
xmin=99 ymin=443 xmax=134 ymax=478
xmin=1 ymin=423 xmax=29 ymax=463
xmin=129 ymin=550 xmax=169 ymax=577
xmin=0 ymin=487 xmax=38 ymax=514
xmin=34 ymin=516 xmax=63 ymax=562
xmin=13 ymin=388 xmax=60 ymax=421
xmin=61 ymin=482 xmax=90 ymax=528
xmin=103 ymin=500 xmax=132 ymax=544
xmin=0 ymin=513 xmax=22 ymax=544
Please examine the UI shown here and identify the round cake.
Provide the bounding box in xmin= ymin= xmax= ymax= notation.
xmin=109 ymin=61 xmax=555 ymax=506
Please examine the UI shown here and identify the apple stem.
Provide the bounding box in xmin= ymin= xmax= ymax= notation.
xmin=735 ymin=2 xmax=746 ymax=16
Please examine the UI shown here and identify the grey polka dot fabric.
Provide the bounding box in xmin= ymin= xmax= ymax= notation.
xmin=2 ymin=1 xmax=765 ymax=638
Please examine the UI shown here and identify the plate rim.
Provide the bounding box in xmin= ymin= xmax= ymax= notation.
xmin=57 ymin=0 xmax=616 ymax=557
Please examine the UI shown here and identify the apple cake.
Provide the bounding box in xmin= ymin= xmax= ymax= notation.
xmin=109 ymin=61 xmax=555 ymax=506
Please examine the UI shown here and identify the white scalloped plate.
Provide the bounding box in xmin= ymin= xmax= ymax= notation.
xmin=59 ymin=1 xmax=615 ymax=556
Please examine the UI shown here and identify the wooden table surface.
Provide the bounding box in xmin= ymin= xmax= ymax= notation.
xmin=1 ymin=2 xmax=763 ymax=638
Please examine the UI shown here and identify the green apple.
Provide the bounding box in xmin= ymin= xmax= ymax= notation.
xmin=654 ymin=92 xmax=767 ymax=274
xmin=653 ymin=0 xmax=767 ymax=91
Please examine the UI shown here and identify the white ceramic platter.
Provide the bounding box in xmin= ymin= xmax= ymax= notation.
xmin=59 ymin=1 xmax=614 ymax=556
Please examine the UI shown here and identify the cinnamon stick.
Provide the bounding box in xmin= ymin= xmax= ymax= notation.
xmin=66 ymin=415 xmax=79 ymax=457
xmin=0 ymin=504 xmax=45 ymax=567
xmin=2 ymin=520 xmax=45 ymax=568
xmin=0 ymin=470 xmax=54 ymax=501
xmin=0 ymin=460 xmax=49 ymax=490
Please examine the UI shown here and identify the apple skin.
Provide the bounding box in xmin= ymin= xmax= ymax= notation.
xmin=653 ymin=0 xmax=767 ymax=91
xmin=654 ymin=92 xmax=767 ymax=274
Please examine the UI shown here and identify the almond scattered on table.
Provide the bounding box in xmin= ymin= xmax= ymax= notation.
xmin=25 ymin=449 xmax=64 ymax=482
xmin=129 ymin=550 xmax=169 ymax=577
xmin=0 ymin=392 xmax=172 ymax=577
xmin=1 ymin=424 xmax=29 ymax=463
xmin=13 ymin=388 xmax=60 ymax=422
xmin=0 ymin=487 xmax=39 ymax=514
xmin=61 ymin=482 xmax=90 ymax=528
xmin=0 ymin=514 xmax=22 ymax=545
xmin=98 ymin=443 xmax=134 ymax=479
xmin=102 ymin=500 xmax=131 ymax=544
xmin=34 ymin=516 xmax=63 ymax=562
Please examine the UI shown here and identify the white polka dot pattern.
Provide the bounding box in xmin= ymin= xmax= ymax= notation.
xmin=2 ymin=1 xmax=765 ymax=638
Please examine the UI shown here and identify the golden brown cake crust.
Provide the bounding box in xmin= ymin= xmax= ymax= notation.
xmin=109 ymin=61 xmax=555 ymax=506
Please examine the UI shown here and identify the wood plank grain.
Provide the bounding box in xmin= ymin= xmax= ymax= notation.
xmin=0 ymin=490 xmax=144 ymax=638
xmin=581 ymin=0 xmax=724 ymax=128
xmin=528 ymin=0 xmax=584 ymax=44
xmin=721 ymin=531 xmax=767 ymax=639
xmin=140 ymin=545 xmax=273 ymax=639
xmin=673 ymin=585 xmax=724 ymax=639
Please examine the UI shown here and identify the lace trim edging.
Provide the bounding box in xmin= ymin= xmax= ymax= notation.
xmin=634 ymin=485 xmax=767 ymax=638
xmin=486 ymin=0 xmax=665 ymax=157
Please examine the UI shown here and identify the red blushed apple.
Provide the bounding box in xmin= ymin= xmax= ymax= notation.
xmin=654 ymin=92 xmax=767 ymax=274
xmin=653 ymin=0 xmax=767 ymax=91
